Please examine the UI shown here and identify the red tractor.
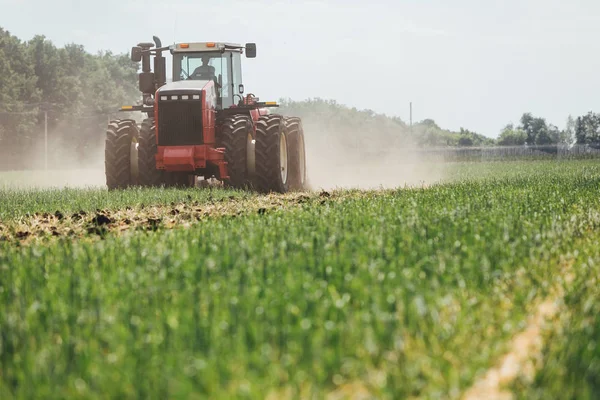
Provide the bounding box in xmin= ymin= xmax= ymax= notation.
xmin=105 ymin=36 xmax=306 ymax=193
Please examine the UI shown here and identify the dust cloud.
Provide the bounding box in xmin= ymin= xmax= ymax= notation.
xmin=1 ymin=114 xmax=450 ymax=191
xmin=301 ymin=120 xmax=449 ymax=191
xmin=0 ymin=118 xmax=107 ymax=190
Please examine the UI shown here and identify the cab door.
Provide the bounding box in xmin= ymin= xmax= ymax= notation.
xmin=230 ymin=51 xmax=243 ymax=105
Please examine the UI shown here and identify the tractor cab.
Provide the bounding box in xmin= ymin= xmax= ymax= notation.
xmin=170 ymin=42 xmax=256 ymax=109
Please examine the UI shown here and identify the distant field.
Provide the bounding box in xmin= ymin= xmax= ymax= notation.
xmin=1 ymin=160 xmax=599 ymax=399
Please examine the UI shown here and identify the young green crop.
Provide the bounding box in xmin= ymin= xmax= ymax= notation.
xmin=1 ymin=160 xmax=600 ymax=399
xmin=510 ymin=231 xmax=600 ymax=400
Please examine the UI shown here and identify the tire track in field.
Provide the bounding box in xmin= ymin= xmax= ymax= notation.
xmin=266 ymin=258 xmax=575 ymax=400
xmin=0 ymin=190 xmax=337 ymax=245
xmin=461 ymin=259 xmax=575 ymax=400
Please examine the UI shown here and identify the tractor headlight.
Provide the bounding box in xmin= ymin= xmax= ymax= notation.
xmin=145 ymin=97 xmax=155 ymax=106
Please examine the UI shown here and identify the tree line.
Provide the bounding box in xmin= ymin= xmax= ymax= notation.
xmin=497 ymin=112 xmax=600 ymax=147
xmin=280 ymin=98 xmax=600 ymax=150
xmin=0 ymin=27 xmax=138 ymax=170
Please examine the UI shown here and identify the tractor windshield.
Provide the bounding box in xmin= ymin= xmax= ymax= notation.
xmin=173 ymin=52 xmax=231 ymax=107
xmin=173 ymin=51 xmax=243 ymax=109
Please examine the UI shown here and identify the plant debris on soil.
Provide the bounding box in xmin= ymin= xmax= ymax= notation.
xmin=0 ymin=191 xmax=352 ymax=245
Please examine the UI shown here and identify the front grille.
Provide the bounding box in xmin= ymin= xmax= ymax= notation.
xmin=157 ymin=100 xmax=203 ymax=146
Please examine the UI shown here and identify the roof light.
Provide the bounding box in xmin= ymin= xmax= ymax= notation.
xmin=181 ymin=95 xmax=189 ymax=100
xmin=206 ymin=42 xmax=216 ymax=48
xmin=180 ymin=43 xmax=189 ymax=49
xmin=193 ymin=94 xmax=200 ymax=100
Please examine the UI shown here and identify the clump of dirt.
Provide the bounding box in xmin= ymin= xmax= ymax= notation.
xmin=92 ymin=213 xmax=112 ymax=226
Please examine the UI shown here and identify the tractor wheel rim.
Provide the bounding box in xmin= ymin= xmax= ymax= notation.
xmin=280 ymin=132 xmax=288 ymax=184
xmin=299 ymin=133 xmax=306 ymax=185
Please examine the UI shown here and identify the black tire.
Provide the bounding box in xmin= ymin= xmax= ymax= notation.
xmin=218 ymin=115 xmax=254 ymax=189
xmin=285 ymin=117 xmax=307 ymax=191
xmin=254 ymin=114 xmax=290 ymax=193
xmin=138 ymin=117 xmax=164 ymax=187
xmin=105 ymin=119 xmax=139 ymax=190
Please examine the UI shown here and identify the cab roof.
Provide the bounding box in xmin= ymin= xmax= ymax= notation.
xmin=170 ymin=42 xmax=242 ymax=53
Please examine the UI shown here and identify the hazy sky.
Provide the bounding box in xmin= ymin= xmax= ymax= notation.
xmin=2 ymin=0 xmax=600 ymax=137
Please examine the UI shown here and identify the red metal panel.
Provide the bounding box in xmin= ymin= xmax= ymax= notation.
xmin=154 ymin=89 xmax=160 ymax=144
xmin=155 ymin=145 xmax=225 ymax=173
xmin=162 ymin=146 xmax=195 ymax=171
xmin=202 ymin=81 xmax=216 ymax=144
xmin=193 ymin=145 xmax=207 ymax=169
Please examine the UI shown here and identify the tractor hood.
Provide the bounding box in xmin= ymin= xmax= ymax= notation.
xmin=157 ymin=80 xmax=211 ymax=94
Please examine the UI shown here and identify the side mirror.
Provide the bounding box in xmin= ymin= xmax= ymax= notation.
xmin=245 ymin=43 xmax=256 ymax=58
xmin=131 ymin=46 xmax=142 ymax=62
xmin=238 ymin=84 xmax=244 ymax=94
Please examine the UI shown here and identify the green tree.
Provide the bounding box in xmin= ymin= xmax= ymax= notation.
xmin=0 ymin=27 xmax=140 ymax=170
xmin=518 ymin=113 xmax=557 ymax=145
xmin=575 ymin=112 xmax=600 ymax=145
xmin=497 ymin=124 xmax=527 ymax=146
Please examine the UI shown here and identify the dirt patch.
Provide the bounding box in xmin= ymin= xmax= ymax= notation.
xmin=0 ymin=191 xmax=344 ymax=245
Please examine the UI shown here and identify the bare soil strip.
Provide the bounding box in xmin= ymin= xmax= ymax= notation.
xmin=461 ymin=259 xmax=574 ymax=400
xmin=0 ymin=191 xmax=337 ymax=245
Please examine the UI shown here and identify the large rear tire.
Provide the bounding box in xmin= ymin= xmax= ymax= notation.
xmin=285 ymin=117 xmax=307 ymax=191
xmin=218 ymin=115 xmax=254 ymax=189
xmin=105 ymin=119 xmax=139 ymax=190
xmin=254 ymin=115 xmax=290 ymax=193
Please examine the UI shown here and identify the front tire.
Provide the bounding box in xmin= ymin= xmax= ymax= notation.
xmin=218 ymin=115 xmax=254 ymax=189
xmin=254 ymin=115 xmax=290 ymax=193
xmin=105 ymin=119 xmax=139 ymax=190
xmin=138 ymin=117 xmax=164 ymax=187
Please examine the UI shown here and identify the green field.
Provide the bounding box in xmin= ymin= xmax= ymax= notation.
xmin=1 ymin=160 xmax=600 ymax=399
